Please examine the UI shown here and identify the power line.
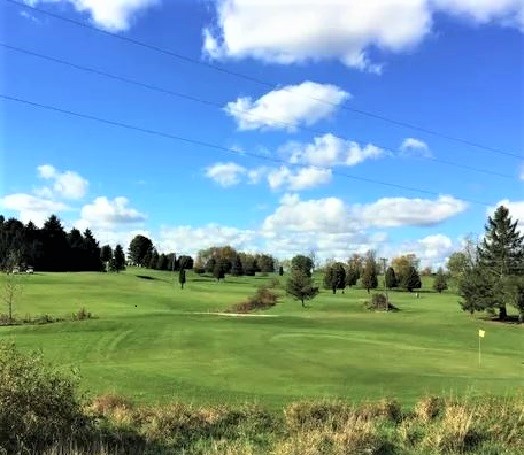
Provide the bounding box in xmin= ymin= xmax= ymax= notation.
xmin=6 ymin=0 xmax=522 ymax=160
xmin=1 ymin=42 xmax=517 ymax=181
xmin=0 ymin=92 xmax=494 ymax=206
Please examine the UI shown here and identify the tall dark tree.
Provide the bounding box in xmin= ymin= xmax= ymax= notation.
xmin=100 ymin=245 xmax=112 ymax=270
xmin=278 ymin=266 xmax=284 ymax=277
xmin=113 ymin=244 xmax=126 ymax=272
xmin=258 ymin=254 xmax=274 ymax=273
xmin=432 ymin=268 xmax=448 ymax=293
xmin=361 ymin=254 xmax=378 ymax=293
xmin=345 ymin=267 xmax=358 ymax=287
xmin=128 ymin=235 xmax=153 ymax=267
xmin=477 ymin=206 xmax=524 ymax=319
xmin=83 ymin=229 xmax=102 ymax=271
xmin=177 ymin=255 xmax=193 ymax=270
xmin=323 ymin=266 xmax=334 ymax=291
xmin=41 ymin=215 xmax=69 ymax=271
xmin=213 ymin=261 xmax=225 ymax=281
xmin=459 ymin=266 xmax=496 ymax=314
xmin=286 ymin=267 xmax=318 ymax=307
xmin=150 ymin=250 xmax=160 ymax=270
xmin=291 ymin=255 xmax=313 ymax=277
xmin=230 ymin=255 xmax=243 ymax=276
xmin=206 ymin=258 xmax=216 ymax=274
xmin=178 ymin=268 xmax=186 ymax=289
xmin=143 ymin=246 xmax=154 ymax=270
xmin=403 ymin=267 xmax=422 ymax=292
xmin=385 ymin=267 xmax=397 ymax=290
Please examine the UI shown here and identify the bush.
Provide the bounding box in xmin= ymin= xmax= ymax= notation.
xmin=0 ymin=342 xmax=87 ymax=454
xmin=366 ymin=293 xmax=398 ymax=311
xmin=228 ymin=286 xmax=278 ymax=314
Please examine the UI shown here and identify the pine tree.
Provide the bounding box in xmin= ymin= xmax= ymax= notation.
xmin=286 ymin=267 xmax=318 ymax=307
xmin=361 ymin=257 xmax=378 ymax=293
xmin=404 ymin=267 xmax=422 ymax=292
xmin=278 ymin=266 xmax=284 ymax=277
xmin=113 ymin=244 xmax=126 ymax=272
xmin=477 ymin=206 xmax=524 ymax=319
xmin=206 ymin=258 xmax=216 ymax=274
xmin=432 ymin=268 xmax=448 ymax=293
xmin=385 ymin=267 xmax=397 ymax=289
xmin=213 ymin=262 xmax=224 ymax=281
xmin=179 ymin=268 xmax=186 ymax=289
xmin=230 ymin=255 xmax=243 ymax=276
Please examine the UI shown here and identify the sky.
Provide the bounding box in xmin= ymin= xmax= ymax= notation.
xmin=1 ymin=0 xmax=523 ymax=267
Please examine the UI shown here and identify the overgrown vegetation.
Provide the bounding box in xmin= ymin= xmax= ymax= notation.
xmin=2 ymin=342 xmax=523 ymax=455
xmin=0 ymin=307 xmax=93 ymax=326
xmin=227 ymin=286 xmax=279 ymax=313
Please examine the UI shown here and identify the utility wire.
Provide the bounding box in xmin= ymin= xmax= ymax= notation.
xmin=6 ymin=0 xmax=522 ymax=160
xmin=1 ymin=42 xmax=516 ymax=181
xmin=0 ymin=93 xmax=495 ymax=207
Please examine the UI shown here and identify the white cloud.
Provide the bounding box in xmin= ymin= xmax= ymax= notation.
xmin=267 ymin=166 xmax=332 ymax=191
xmin=158 ymin=224 xmax=258 ymax=255
xmin=77 ymin=196 xmax=146 ymax=229
xmin=204 ymin=0 xmax=523 ymax=71
xmin=28 ymin=0 xmax=159 ymax=31
xmin=355 ymin=195 xmax=468 ymax=227
xmin=285 ymin=133 xmax=385 ymax=167
xmin=246 ymin=167 xmax=268 ymax=184
xmin=225 ymin=81 xmax=350 ymax=131
xmin=205 ymin=162 xmax=246 ymax=187
xmin=37 ymin=163 xmax=88 ymax=200
xmin=0 ymin=193 xmax=69 ymax=226
xmin=399 ymin=137 xmax=432 ymax=157
xmin=487 ymin=200 xmax=524 ymax=230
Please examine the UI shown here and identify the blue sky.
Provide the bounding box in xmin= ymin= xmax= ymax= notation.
xmin=1 ymin=0 xmax=523 ymax=266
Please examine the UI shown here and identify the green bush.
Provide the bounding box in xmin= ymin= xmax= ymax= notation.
xmin=0 ymin=342 xmax=87 ymax=454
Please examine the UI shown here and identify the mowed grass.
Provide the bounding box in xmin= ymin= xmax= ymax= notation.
xmin=1 ymin=269 xmax=522 ymax=407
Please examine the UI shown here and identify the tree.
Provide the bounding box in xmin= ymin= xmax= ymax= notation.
xmin=258 ymin=254 xmax=274 ymax=273
xmin=345 ymin=267 xmax=358 ymax=287
xmin=113 ymin=244 xmax=125 ymax=272
xmin=285 ymin=267 xmax=318 ymax=307
xmin=291 ymin=255 xmax=313 ymax=277
xmin=335 ymin=263 xmax=346 ymax=293
xmin=422 ymin=267 xmax=433 ymax=277
xmin=100 ymin=245 xmax=112 ymax=270
xmin=361 ymin=254 xmax=378 ymax=293
xmin=477 ymin=206 xmax=524 ymax=319
xmin=178 ymin=268 xmax=186 ymax=289
xmin=323 ymin=266 xmax=334 ymax=291
xmin=230 ymin=255 xmax=243 ymax=276
xmin=447 ymin=251 xmax=469 ymax=289
xmin=392 ymin=254 xmax=418 ymax=287
xmin=206 ymin=258 xmax=216 ymax=274
xmin=404 ymin=267 xmax=422 ymax=292
xmin=347 ymin=254 xmax=363 ymax=280
xmin=177 ymin=255 xmax=193 ymax=270
xmin=385 ymin=267 xmax=397 ymax=290
xmin=213 ymin=262 xmax=225 ymax=281
xmin=324 ymin=262 xmax=346 ymax=294
xmin=432 ymin=268 xmax=448 ymax=293
xmin=459 ymin=266 xmax=496 ymax=315
xmin=3 ymin=274 xmax=21 ymax=323
xmin=128 ymin=235 xmax=153 ymax=267
xmin=278 ymin=266 xmax=284 ymax=277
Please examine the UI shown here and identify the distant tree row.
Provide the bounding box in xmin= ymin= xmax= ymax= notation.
xmin=0 ymin=215 xmax=103 ymax=272
xmin=127 ymin=235 xmax=193 ymax=271
xmin=194 ymin=246 xmax=276 ymax=277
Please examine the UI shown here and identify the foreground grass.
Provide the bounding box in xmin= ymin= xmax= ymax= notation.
xmin=1 ymin=269 xmax=522 ymax=406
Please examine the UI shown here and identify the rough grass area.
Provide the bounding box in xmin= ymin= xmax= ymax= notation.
xmin=0 ymin=269 xmax=522 ymax=407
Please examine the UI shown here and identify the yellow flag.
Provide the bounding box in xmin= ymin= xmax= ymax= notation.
xmin=478 ymin=330 xmax=485 ymax=338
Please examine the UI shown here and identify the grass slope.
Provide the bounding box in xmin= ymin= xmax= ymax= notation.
xmin=1 ymin=269 xmax=522 ymax=407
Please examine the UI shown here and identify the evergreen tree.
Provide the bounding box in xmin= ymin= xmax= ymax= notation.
xmin=285 ymin=267 xmax=319 ymax=307
xmin=323 ymin=266 xmax=334 ymax=291
xmin=213 ymin=261 xmax=225 ymax=281
xmin=291 ymin=255 xmax=313 ymax=277
xmin=432 ymin=268 xmax=448 ymax=293
xmin=345 ymin=267 xmax=358 ymax=287
xmin=178 ymin=268 xmax=186 ymax=289
xmin=206 ymin=258 xmax=216 ymax=274
xmin=385 ymin=267 xmax=397 ymax=289
xmin=361 ymin=256 xmax=378 ymax=293
xmin=477 ymin=206 xmax=524 ymax=319
xmin=113 ymin=244 xmax=126 ymax=272
xmin=230 ymin=255 xmax=243 ymax=276
xmin=278 ymin=266 xmax=284 ymax=276
xmin=403 ymin=267 xmax=422 ymax=292
xmin=100 ymin=245 xmax=112 ymax=270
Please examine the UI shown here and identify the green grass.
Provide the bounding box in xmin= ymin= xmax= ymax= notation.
xmin=1 ymin=269 xmax=522 ymax=407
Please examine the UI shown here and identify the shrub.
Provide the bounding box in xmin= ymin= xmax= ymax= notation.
xmin=0 ymin=341 xmax=87 ymax=454
xmin=228 ymin=286 xmax=278 ymax=314
xmin=366 ymin=293 xmax=398 ymax=311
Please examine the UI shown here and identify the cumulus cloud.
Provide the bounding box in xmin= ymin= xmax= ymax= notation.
xmin=26 ymin=0 xmax=159 ymax=31
xmin=285 ymin=134 xmax=385 ymax=167
xmin=399 ymin=137 xmax=432 ymax=157
xmin=36 ymin=163 xmax=88 ymax=200
xmin=267 ymin=166 xmax=332 ymax=191
xmin=204 ymin=0 xmax=523 ymax=71
xmin=355 ymin=195 xmax=468 ymax=227
xmin=0 ymin=193 xmax=69 ymax=226
xmin=487 ymin=200 xmax=524 ymax=230
xmin=205 ymin=162 xmax=247 ymax=187
xmin=77 ymin=196 xmax=146 ymax=229
xmin=225 ymin=82 xmax=350 ymax=131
